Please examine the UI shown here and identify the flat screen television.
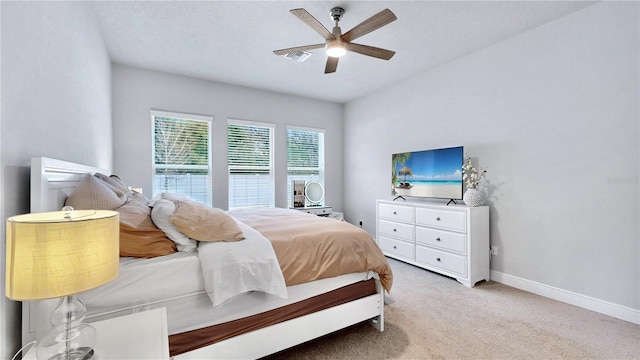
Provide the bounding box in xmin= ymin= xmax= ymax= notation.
xmin=392 ymin=146 xmax=464 ymax=200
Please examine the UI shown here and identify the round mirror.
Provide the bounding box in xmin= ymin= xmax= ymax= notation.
xmin=304 ymin=181 xmax=325 ymax=205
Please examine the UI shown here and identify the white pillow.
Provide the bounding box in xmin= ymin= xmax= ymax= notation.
xmin=148 ymin=192 xmax=194 ymax=207
xmin=150 ymin=199 xmax=197 ymax=252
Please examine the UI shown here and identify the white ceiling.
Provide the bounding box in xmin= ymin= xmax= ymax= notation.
xmin=90 ymin=1 xmax=595 ymax=103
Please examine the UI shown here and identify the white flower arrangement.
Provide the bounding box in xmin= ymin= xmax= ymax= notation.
xmin=462 ymin=155 xmax=487 ymax=189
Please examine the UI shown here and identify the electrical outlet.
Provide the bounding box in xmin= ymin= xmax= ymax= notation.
xmin=490 ymin=246 xmax=498 ymax=256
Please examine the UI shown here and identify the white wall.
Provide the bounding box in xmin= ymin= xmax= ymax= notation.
xmin=111 ymin=65 xmax=344 ymax=211
xmin=344 ymin=2 xmax=639 ymax=313
xmin=0 ymin=2 xmax=112 ymax=357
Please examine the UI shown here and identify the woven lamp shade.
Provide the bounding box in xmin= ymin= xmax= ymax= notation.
xmin=6 ymin=210 xmax=120 ymax=300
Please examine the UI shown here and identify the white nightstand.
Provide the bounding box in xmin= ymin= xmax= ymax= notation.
xmin=292 ymin=206 xmax=333 ymax=216
xmin=328 ymin=212 xmax=344 ymax=221
xmin=24 ymin=307 xmax=169 ymax=359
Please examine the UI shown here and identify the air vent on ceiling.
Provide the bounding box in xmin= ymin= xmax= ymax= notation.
xmin=285 ymin=51 xmax=312 ymax=62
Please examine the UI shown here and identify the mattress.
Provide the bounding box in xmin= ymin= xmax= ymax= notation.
xmin=79 ymin=251 xmax=204 ymax=314
xmin=79 ymin=252 xmax=375 ymax=335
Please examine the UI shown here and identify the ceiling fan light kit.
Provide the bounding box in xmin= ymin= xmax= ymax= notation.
xmin=326 ymin=41 xmax=346 ymax=58
xmin=274 ymin=6 xmax=397 ymax=74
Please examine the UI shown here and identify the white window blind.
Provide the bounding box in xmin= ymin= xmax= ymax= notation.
xmin=287 ymin=126 xmax=325 ymax=206
xmin=228 ymin=120 xmax=275 ymax=209
xmin=151 ymin=110 xmax=212 ymax=205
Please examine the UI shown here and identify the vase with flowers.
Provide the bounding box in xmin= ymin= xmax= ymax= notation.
xmin=461 ymin=155 xmax=487 ymax=207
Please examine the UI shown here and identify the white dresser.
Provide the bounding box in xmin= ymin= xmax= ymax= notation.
xmin=376 ymin=199 xmax=490 ymax=287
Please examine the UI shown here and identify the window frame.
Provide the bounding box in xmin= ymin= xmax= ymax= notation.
xmin=151 ymin=110 xmax=213 ymax=205
xmin=227 ymin=119 xmax=276 ymax=209
xmin=286 ymin=125 xmax=325 ymax=207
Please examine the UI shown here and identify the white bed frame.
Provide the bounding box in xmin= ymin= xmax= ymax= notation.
xmin=25 ymin=156 xmax=385 ymax=359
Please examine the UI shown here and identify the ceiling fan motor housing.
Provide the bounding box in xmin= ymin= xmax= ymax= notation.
xmin=330 ymin=7 xmax=345 ymax=22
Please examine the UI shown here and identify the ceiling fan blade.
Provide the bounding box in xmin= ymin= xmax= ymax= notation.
xmin=273 ymin=43 xmax=325 ymax=56
xmin=341 ymin=9 xmax=397 ymax=42
xmin=325 ymin=57 xmax=339 ymax=74
xmin=346 ymin=43 xmax=395 ymax=60
xmin=290 ymin=8 xmax=335 ymax=41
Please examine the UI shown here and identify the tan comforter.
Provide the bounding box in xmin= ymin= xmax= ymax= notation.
xmin=229 ymin=208 xmax=392 ymax=292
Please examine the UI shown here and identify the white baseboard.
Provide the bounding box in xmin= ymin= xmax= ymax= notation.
xmin=490 ymin=270 xmax=640 ymax=325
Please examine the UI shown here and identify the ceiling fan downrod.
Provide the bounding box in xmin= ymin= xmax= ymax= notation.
xmin=327 ymin=7 xmax=346 ymax=57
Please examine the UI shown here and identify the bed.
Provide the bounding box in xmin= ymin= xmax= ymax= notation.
xmin=23 ymin=156 xmax=392 ymax=359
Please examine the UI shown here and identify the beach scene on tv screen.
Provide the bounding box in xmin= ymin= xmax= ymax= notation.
xmin=392 ymin=147 xmax=463 ymax=199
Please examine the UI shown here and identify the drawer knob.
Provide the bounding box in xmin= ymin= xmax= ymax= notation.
xmin=436 ymin=257 xmax=441 ymax=262
xmin=393 ymin=211 xmax=397 ymax=215
xmin=436 ymin=237 xmax=441 ymax=242
xmin=393 ymin=228 xmax=397 ymax=232
xmin=393 ymin=245 xmax=397 ymax=249
xmin=436 ymin=217 xmax=441 ymax=221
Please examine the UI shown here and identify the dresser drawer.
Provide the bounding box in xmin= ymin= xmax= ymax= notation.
xmin=378 ymin=203 xmax=414 ymax=223
xmin=378 ymin=220 xmax=414 ymax=242
xmin=416 ymin=208 xmax=466 ymax=232
xmin=416 ymin=246 xmax=467 ymax=276
xmin=379 ymin=235 xmax=415 ymax=260
xmin=416 ymin=227 xmax=467 ymax=255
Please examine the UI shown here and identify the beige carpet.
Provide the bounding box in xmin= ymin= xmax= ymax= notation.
xmin=263 ymin=258 xmax=640 ymax=359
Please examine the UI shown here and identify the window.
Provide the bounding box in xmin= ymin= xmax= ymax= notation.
xmin=151 ymin=110 xmax=212 ymax=205
xmin=287 ymin=126 xmax=325 ymax=207
xmin=227 ymin=119 xmax=275 ymax=209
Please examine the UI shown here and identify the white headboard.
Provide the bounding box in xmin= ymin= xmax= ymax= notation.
xmin=24 ymin=157 xmax=111 ymax=346
xmin=30 ymin=157 xmax=110 ymax=213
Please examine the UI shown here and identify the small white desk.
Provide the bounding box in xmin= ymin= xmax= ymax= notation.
xmin=24 ymin=308 xmax=169 ymax=359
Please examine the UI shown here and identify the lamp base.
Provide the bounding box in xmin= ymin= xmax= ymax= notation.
xmin=36 ymin=296 xmax=97 ymax=360
xmin=37 ymin=323 xmax=96 ymax=360
xmin=46 ymin=347 xmax=94 ymax=360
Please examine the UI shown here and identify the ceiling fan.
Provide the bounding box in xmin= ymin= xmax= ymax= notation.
xmin=273 ymin=7 xmax=397 ymax=74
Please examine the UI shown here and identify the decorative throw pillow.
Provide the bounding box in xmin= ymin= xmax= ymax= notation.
xmin=117 ymin=197 xmax=176 ymax=258
xmin=94 ymin=173 xmax=130 ymax=194
xmin=127 ymin=190 xmax=149 ymax=206
xmin=65 ymin=175 xmax=127 ymax=210
xmin=151 ymin=199 xmax=197 ymax=252
xmin=170 ymin=200 xmax=245 ymax=242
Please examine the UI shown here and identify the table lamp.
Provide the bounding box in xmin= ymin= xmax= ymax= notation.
xmin=6 ymin=208 xmax=119 ymax=360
